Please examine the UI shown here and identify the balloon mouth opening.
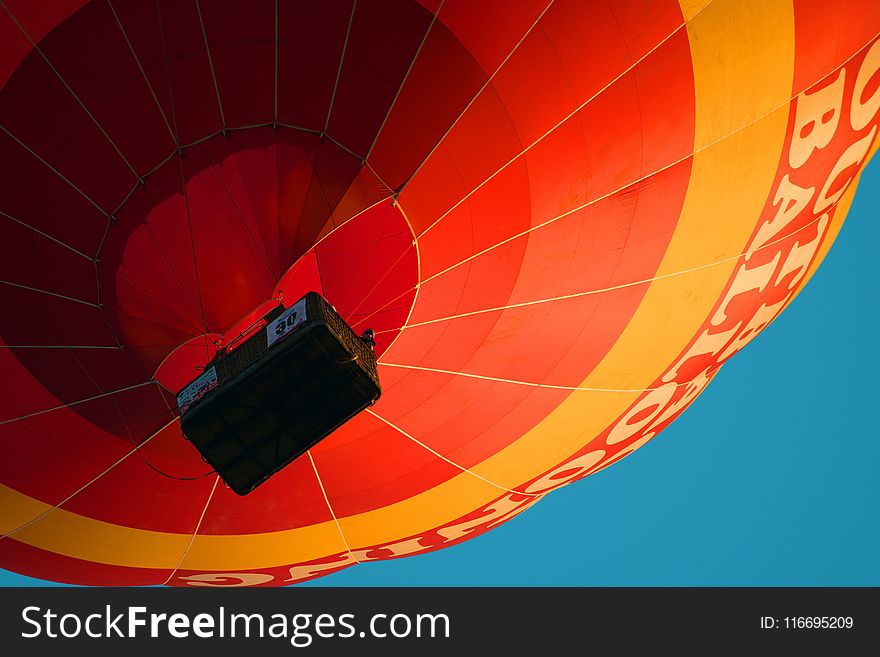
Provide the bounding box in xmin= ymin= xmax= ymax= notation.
xmin=96 ymin=126 xmax=414 ymax=371
xmin=150 ymin=195 xmax=419 ymax=396
xmin=5 ymin=125 xmax=418 ymax=457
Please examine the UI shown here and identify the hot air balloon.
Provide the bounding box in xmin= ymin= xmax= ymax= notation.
xmin=0 ymin=0 xmax=878 ymax=587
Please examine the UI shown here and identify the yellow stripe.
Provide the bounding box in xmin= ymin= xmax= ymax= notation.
xmin=0 ymin=483 xmax=348 ymax=570
xmin=3 ymin=0 xmax=800 ymax=572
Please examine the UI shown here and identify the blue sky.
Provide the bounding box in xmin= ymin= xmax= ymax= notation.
xmin=2 ymin=159 xmax=878 ymax=587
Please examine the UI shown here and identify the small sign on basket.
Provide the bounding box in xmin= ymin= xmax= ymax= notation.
xmin=266 ymin=297 xmax=308 ymax=348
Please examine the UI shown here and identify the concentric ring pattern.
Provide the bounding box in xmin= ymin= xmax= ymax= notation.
xmin=0 ymin=0 xmax=877 ymax=586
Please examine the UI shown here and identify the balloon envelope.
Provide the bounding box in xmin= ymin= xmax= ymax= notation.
xmin=0 ymin=0 xmax=878 ymax=585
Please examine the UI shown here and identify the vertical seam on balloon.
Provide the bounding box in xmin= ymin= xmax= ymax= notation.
xmin=176 ymin=129 xmax=224 ymax=150
xmin=296 ymin=135 xmax=392 ymax=276
xmin=389 ymin=207 xmax=839 ymax=332
xmin=600 ymin=0 xmax=646 ymax=294
xmin=134 ymin=149 xmax=178 ymax=189
xmin=0 ymin=279 xmax=100 ymax=307
xmin=0 ymin=123 xmax=110 ymax=218
xmin=397 ymin=0 xmax=558 ymax=195
xmin=97 ymin=171 xmax=148 ymax=262
xmin=0 ymin=415 xmax=176 ymax=541
xmin=100 ymin=341 xmax=170 ymax=425
xmin=150 ymin=335 xmax=217 ymax=390
xmin=274 ymin=0 xmax=279 ymax=125
xmin=113 ymin=268 xmax=207 ymax=332
xmin=155 ymin=0 xmax=181 ymax=145
xmin=151 ymin=1 xmax=217 ymax=341
xmin=285 ymin=196 xmax=420 ymax=336
xmin=277 ymin=121 xmax=323 ymax=136
xmin=415 ymin=0 xmax=721 ymax=240
xmin=107 ymin=0 xmax=179 ymax=148
xmin=515 ymin=0 xmax=636 ymax=395
xmin=111 ymin=178 xmax=144 ymax=217
xmin=113 ymin=208 xmax=211 ymax=327
xmin=349 ymin=284 xmax=416 ymax=333
xmin=0 ymin=380 xmax=158 ymax=427
xmin=67 ymin=339 xmax=139 ymax=458
xmin=366 ymin=408 xmax=539 ymax=497
xmin=364 ymin=0 xmax=446 ymax=162
xmin=0 ymin=0 xmax=141 ymax=179
xmin=94 ymin=260 xmax=113 ymax=348
xmin=176 ymin=155 xmax=212 ymax=349
xmin=162 ymin=475 xmax=220 ymax=586
xmin=413 ymin=31 xmax=880 ymax=289
xmin=378 ymin=362 xmax=696 ymax=393
xmin=271 ymin=194 xmax=394 ymax=298
xmin=95 ymin=214 xmax=115 ymax=262
xmin=68 ymin=340 xmax=179 ymax=483
xmin=199 ymin=145 xmax=278 ymax=280
xmin=0 ymin=209 xmax=95 ymax=261
xmin=96 ymin=279 xmax=127 ymax=351
xmin=377 ymin=202 xmax=422 ymax=360
xmin=148 ymin=341 xmax=190 ymax=420
xmin=307 ymin=451 xmax=361 ymax=564
xmin=344 ymin=243 xmax=416 ymax=322
xmin=324 ymin=0 xmax=358 ymax=135
xmin=323 ymin=133 xmax=394 ymax=192
xmin=484 ymin=0 xmax=608 ymax=400
xmin=297 ymin=132 xmax=346 ymax=237
xmin=531 ymin=8 xmax=592 ymax=306
xmin=195 ymin=0 xmax=227 ymax=131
